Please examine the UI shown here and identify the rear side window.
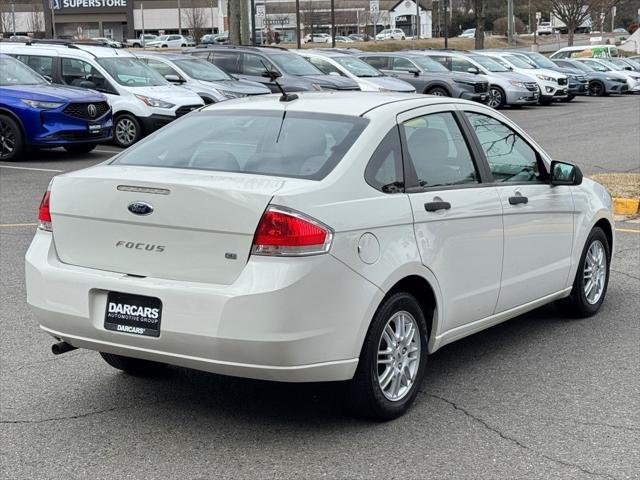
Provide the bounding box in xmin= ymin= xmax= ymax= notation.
xmin=212 ymin=50 xmax=240 ymax=73
xmin=112 ymin=110 xmax=369 ymax=181
xmin=392 ymin=57 xmax=415 ymax=71
xmin=365 ymin=127 xmax=404 ymax=193
xmin=14 ymin=55 xmax=53 ymax=77
xmin=241 ymin=53 xmax=270 ymax=75
xmin=61 ymin=57 xmax=110 ymax=92
xmin=361 ymin=56 xmax=388 ymax=70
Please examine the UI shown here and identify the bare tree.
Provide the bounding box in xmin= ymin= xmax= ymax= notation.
xmin=474 ymin=0 xmax=486 ymax=49
xmin=228 ymin=0 xmax=241 ymax=44
xmin=548 ymin=0 xmax=621 ymax=45
xmin=0 ymin=3 xmax=13 ymax=36
xmin=27 ymin=6 xmax=45 ymax=37
xmin=182 ymin=1 xmax=208 ymax=44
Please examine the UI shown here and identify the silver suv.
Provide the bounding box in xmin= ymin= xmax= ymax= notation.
xmin=423 ymin=51 xmax=539 ymax=109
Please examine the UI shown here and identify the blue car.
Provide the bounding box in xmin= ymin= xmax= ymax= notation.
xmin=0 ymin=54 xmax=112 ymax=161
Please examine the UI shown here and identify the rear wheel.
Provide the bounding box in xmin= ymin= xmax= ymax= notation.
xmin=347 ymin=292 xmax=428 ymax=420
xmin=426 ymin=87 xmax=450 ymax=97
xmin=100 ymin=352 xmax=166 ymax=376
xmin=63 ymin=143 xmax=97 ymax=154
xmin=113 ymin=114 xmax=141 ymax=148
xmin=556 ymin=227 xmax=610 ymax=317
xmin=0 ymin=114 xmax=24 ymax=161
xmin=487 ymin=86 xmax=505 ymax=109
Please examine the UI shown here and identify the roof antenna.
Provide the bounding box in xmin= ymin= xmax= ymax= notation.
xmin=261 ymin=60 xmax=297 ymax=102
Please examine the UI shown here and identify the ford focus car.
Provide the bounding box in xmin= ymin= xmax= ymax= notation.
xmin=26 ymin=92 xmax=614 ymax=420
xmin=0 ymin=54 xmax=112 ymax=160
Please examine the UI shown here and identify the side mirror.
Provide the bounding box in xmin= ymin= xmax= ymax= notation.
xmin=624 ymin=66 xmax=632 ymax=71
xmin=262 ymin=70 xmax=282 ymax=80
xmin=43 ymin=75 xmax=52 ymax=83
xmin=165 ymin=74 xmax=184 ymax=83
xmin=409 ymin=68 xmax=420 ymax=76
xmin=550 ymin=160 xmax=583 ymax=186
xmin=328 ymin=71 xmax=341 ymax=76
xmin=467 ymin=67 xmax=479 ymax=74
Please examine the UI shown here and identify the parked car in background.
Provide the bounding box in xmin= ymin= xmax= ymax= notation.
xmin=3 ymin=42 xmax=204 ymax=148
xmin=305 ymin=33 xmax=331 ymax=44
xmin=9 ymin=35 xmax=33 ymax=42
xmin=606 ymin=57 xmax=640 ymax=72
xmin=358 ymin=52 xmax=488 ymax=101
xmin=458 ymin=28 xmax=476 ymax=38
xmin=0 ymin=54 xmax=112 ymax=160
xmin=185 ymin=46 xmax=359 ymax=93
xmin=550 ymin=45 xmax=619 ymax=59
xmin=375 ymin=28 xmax=406 ymax=40
xmin=125 ymin=34 xmax=157 ymax=48
xmin=335 ymin=36 xmax=354 ymax=43
xmin=536 ymin=22 xmax=553 ymax=35
xmin=91 ymin=37 xmax=123 ymax=48
xmin=348 ymin=33 xmax=372 ymax=42
xmin=509 ymin=51 xmax=588 ymax=101
xmin=612 ymin=28 xmax=628 ymax=34
xmin=574 ymin=58 xmax=640 ymax=93
xmin=26 ymin=92 xmax=614 ymax=421
xmin=137 ymin=52 xmax=270 ymax=103
xmin=476 ymin=51 xmax=568 ymax=105
xmin=295 ymin=49 xmax=415 ymax=93
xmin=200 ymin=32 xmax=229 ymax=45
xmin=423 ymin=51 xmax=538 ymax=108
xmin=146 ymin=35 xmax=195 ymax=48
xmin=552 ymin=58 xmax=629 ymax=96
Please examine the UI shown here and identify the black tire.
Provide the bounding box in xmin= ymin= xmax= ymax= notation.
xmin=561 ymin=94 xmax=575 ymax=103
xmin=181 ymin=44 xmax=186 ymax=47
xmin=0 ymin=114 xmax=25 ymax=161
xmin=426 ymin=86 xmax=450 ymax=97
xmin=539 ymin=96 xmax=553 ymax=105
xmin=100 ymin=352 xmax=166 ymax=376
xmin=588 ymin=81 xmax=606 ymax=97
xmin=113 ymin=113 xmax=141 ymax=148
xmin=63 ymin=143 xmax=97 ymax=154
xmin=487 ymin=86 xmax=506 ymax=109
xmin=347 ymin=292 xmax=429 ymax=421
xmin=556 ymin=227 xmax=611 ymax=318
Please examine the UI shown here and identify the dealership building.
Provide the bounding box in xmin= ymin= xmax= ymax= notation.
xmin=0 ymin=0 xmax=432 ymax=42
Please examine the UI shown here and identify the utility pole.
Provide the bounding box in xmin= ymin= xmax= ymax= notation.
xmin=331 ymin=0 xmax=335 ymax=47
xmin=11 ymin=0 xmax=16 ymax=36
xmin=295 ymin=0 xmax=301 ymax=48
xmin=443 ymin=0 xmax=448 ymax=48
xmin=250 ymin=0 xmax=256 ymax=44
xmin=177 ymin=0 xmax=182 ymax=35
xmin=211 ymin=0 xmax=215 ymax=34
xmin=415 ymin=0 xmax=420 ymax=39
xmin=50 ymin=0 xmax=57 ymax=38
xmin=141 ymin=2 xmax=145 ymax=47
xmin=507 ymin=0 xmax=513 ymax=45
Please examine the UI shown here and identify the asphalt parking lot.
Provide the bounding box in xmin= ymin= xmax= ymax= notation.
xmin=1 ymin=95 xmax=639 ymax=479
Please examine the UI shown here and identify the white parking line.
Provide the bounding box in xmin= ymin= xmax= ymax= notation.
xmin=0 ymin=165 xmax=63 ymax=173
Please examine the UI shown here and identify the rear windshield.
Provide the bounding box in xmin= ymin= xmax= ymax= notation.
xmin=112 ymin=110 xmax=369 ymax=180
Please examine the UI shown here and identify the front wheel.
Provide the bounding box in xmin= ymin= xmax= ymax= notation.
xmin=426 ymin=87 xmax=450 ymax=97
xmin=63 ymin=143 xmax=97 ymax=154
xmin=487 ymin=86 xmax=505 ymax=109
xmin=113 ymin=114 xmax=141 ymax=148
xmin=556 ymin=227 xmax=610 ymax=317
xmin=0 ymin=114 xmax=24 ymax=161
xmin=589 ymin=81 xmax=606 ymax=97
xmin=347 ymin=292 xmax=428 ymax=420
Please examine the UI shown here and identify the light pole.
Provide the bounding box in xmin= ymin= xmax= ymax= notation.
xmin=331 ymin=0 xmax=335 ymax=47
xmin=295 ymin=0 xmax=301 ymax=48
xmin=11 ymin=0 xmax=16 ymax=36
xmin=415 ymin=0 xmax=420 ymax=39
xmin=177 ymin=0 xmax=182 ymax=35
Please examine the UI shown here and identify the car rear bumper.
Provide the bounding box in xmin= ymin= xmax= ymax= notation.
xmin=26 ymin=230 xmax=378 ymax=382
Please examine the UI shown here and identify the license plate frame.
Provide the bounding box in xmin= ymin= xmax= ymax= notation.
xmin=104 ymin=291 xmax=162 ymax=337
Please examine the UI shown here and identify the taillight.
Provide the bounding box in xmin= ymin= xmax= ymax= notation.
xmin=38 ymin=190 xmax=52 ymax=232
xmin=252 ymin=206 xmax=333 ymax=256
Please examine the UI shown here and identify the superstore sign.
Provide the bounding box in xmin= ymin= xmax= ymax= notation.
xmin=54 ymin=0 xmax=128 ymax=9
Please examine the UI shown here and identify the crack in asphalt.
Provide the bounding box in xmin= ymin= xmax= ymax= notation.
xmin=0 ymin=406 xmax=120 ymax=425
xmin=610 ymin=269 xmax=640 ymax=282
xmin=421 ymin=391 xmax=619 ymax=480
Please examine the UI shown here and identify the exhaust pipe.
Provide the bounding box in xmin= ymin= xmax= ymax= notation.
xmin=51 ymin=341 xmax=77 ymax=355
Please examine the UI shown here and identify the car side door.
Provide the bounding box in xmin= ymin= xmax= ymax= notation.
xmin=461 ymin=106 xmax=575 ymax=311
xmin=239 ymin=52 xmax=279 ymax=92
xmin=386 ymin=56 xmax=425 ymax=92
xmin=398 ymin=104 xmax=504 ymax=332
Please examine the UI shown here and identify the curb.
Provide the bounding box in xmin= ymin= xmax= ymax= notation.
xmin=613 ymin=198 xmax=640 ymax=216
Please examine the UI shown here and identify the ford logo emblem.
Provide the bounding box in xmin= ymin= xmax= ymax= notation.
xmin=128 ymin=202 xmax=154 ymax=216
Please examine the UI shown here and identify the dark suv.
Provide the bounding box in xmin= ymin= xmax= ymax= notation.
xmin=183 ymin=46 xmax=360 ymax=93
xmin=358 ymin=52 xmax=488 ymax=101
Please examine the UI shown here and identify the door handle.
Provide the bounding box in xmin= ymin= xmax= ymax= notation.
xmin=424 ymin=201 xmax=451 ymax=212
xmin=508 ymin=195 xmax=528 ymax=205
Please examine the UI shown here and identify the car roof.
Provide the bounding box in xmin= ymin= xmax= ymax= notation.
xmin=0 ymin=41 xmax=134 ymax=59
xmin=556 ymin=45 xmax=614 ymax=51
xmin=185 ymin=45 xmax=290 ymax=56
xmin=295 ymin=49 xmax=348 ymax=58
xmin=134 ymin=52 xmax=185 ymax=61
xmin=202 ymin=91 xmax=471 ymax=117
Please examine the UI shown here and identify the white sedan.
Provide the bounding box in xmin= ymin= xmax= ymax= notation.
xmin=26 ymin=93 xmax=614 ymax=420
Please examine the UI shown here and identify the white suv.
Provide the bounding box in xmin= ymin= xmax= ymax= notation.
xmin=3 ymin=42 xmax=204 ymax=147
xmin=146 ymin=35 xmax=195 ymax=48
xmin=26 ymin=93 xmax=613 ymax=420
xmin=376 ymin=28 xmax=406 ymax=40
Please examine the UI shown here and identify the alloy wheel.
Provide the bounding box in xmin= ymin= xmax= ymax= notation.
xmin=115 ymin=118 xmax=137 ymax=146
xmin=487 ymin=88 xmax=503 ymax=108
xmin=589 ymin=82 xmax=603 ymax=96
xmin=0 ymin=119 xmax=16 ymax=159
xmin=377 ymin=311 xmax=421 ymax=401
xmin=583 ymin=240 xmax=607 ymax=305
